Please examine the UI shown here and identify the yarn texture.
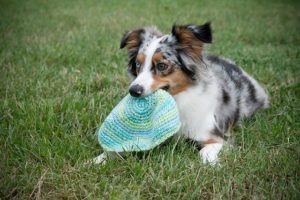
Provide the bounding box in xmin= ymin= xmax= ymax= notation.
xmin=98 ymin=89 xmax=181 ymax=152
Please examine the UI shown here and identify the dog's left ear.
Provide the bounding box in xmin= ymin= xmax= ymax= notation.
xmin=120 ymin=29 xmax=144 ymax=50
xmin=172 ymin=22 xmax=212 ymax=59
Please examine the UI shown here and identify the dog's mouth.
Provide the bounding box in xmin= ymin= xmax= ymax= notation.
xmin=161 ymin=85 xmax=170 ymax=91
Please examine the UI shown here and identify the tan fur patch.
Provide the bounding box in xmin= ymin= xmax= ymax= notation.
xmin=152 ymin=52 xmax=163 ymax=63
xmin=151 ymin=68 xmax=191 ymax=95
xmin=202 ymin=139 xmax=218 ymax=145
xmin=136 ymin=53 xmax=145 ymax=64
xmin=174 ymin=27 xmax=203 ymax=58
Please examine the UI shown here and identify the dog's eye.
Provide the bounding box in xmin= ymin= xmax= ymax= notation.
xmin=156 ymin=63 xmax=168 ymax=71
xmin=136 ymin=62 xmax=141 ymax=69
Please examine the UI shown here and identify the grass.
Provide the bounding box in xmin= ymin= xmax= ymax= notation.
xmin=0 ymin=0 xmax=299 ymax=199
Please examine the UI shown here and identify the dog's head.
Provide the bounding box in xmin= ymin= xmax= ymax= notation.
xmin=120 ymin=22 xmax=212 ymax=97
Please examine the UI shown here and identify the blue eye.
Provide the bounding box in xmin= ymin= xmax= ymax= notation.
xmin=136 ymin=62 xmax=141 ymax=68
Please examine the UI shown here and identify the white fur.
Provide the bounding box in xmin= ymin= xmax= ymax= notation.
xmin=130 ymin=36 xmax=164 ymax=96
xmin=87 ymin=152 xmax=125 ymax=165
xmin=199 ymin=143 xmax=223 ymax=165
xmin=173 ymin=79 xmax=224 ymax=165
xmin=174 ymin=80 xmax=219 ymax=142
xmin=85 ymin=153 xmax=107 ymax=165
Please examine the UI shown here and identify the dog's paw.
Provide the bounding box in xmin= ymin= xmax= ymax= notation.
xmin=85 ymin=153 xmax=107 ymax=165
xmin=93 ymin=153 xmax=107 ymax=164
xmin=199 ymin=143 xmax=223 ymax=165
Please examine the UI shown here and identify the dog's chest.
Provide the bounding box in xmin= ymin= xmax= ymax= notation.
xmin=174 ymin=84 xmax=218 ymax=141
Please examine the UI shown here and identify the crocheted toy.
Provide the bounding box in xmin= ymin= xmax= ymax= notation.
xmin=98 ymin=89 xmax=181 ymax=152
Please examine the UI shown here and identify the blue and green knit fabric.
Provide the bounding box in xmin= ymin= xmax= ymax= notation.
xmin=98 ymin=89 xmax=181 ymax=152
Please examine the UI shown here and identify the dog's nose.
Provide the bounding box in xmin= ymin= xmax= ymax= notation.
xmin=129 ymin=85 xmax=144 ymax=97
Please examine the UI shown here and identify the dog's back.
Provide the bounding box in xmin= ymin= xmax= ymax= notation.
xmin=206 ymin=55 xmax=268 ymax=135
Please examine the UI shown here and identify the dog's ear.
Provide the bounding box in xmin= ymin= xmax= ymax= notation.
xmin=120 ymin=29 xmax=145 ymax=77
xmin=171 ymin=22 xmax=212 ymax=59
xmin=120 ymin=29 xmax=144 ymax=50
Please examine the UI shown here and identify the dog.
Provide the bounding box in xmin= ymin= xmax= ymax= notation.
xmin=92 ymin=22 xmax=268 ymax=165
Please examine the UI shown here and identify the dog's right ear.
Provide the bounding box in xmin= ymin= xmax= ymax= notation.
xmin=120 ymin=29 xmax=144 ymax=77
xmin=120 ymin=29 xmax=144 ymax=50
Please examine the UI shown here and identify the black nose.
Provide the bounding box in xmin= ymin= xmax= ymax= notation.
xmin=129 ymin=85 xmax=144 ymax=97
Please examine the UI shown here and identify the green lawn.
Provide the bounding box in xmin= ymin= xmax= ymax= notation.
xmin=1 ymin=0 xmax=299 ymax=199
